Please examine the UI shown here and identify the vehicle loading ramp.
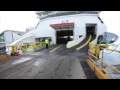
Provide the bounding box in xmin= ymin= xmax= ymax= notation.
xmin=0 ymin=53 xmax=86 ymax=79
xmin=0 ymin=34 xmax=97 ymax=79
xmin=49 ymin=34 xmax=98 ymax=79
xmin=52 ymin=34 xmax=96 ymax=55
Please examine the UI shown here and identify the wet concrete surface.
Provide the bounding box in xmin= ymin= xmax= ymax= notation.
xmin=0 ymin=36 xmax=98 ymax=79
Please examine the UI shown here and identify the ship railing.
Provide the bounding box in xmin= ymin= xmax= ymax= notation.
xmin=87 ymin=44 xmax=120 ymax=79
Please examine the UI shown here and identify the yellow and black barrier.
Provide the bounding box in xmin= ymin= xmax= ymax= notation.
xmin=7 ymin=42 xmax=46 ymax=55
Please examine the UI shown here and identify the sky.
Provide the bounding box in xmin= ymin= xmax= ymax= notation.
xmin=0 ymin=11 xmax=39 ymax=33
xmin=100 ymin=11 xmax=120 ymax=36
xmin=0 ymin=11 xmax=120 ymax=36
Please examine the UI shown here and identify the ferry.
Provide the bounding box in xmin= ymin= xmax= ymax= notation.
xmin=0 ymin=11 xmax=119 ymax=79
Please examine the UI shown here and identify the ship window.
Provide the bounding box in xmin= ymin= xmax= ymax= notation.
xmin=40 ymin=11 xmax=100 ymax=20
xmin=0 ymin=34 xmax=5 ymax=42
xmin=79 ymin=35 xmax=83 ymax=38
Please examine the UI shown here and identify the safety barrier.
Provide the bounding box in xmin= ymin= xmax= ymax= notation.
xmin=7 ymin=42 xmax=46 ymax=55
xmin=87 ymin=43 xmax=120 ymax=79
xmin=89 ymin=42 xmax=109 ymax=57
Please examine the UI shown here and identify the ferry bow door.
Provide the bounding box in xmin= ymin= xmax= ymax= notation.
xmin=86 ymin=24 xmax=97 ymax=39
xmin=50 ymin=22 xmax=74 ymax=44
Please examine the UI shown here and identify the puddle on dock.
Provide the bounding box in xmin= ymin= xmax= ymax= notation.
xmin=34 ymin=59 xmax=45 ymax=67
xmin=12 ymin=57 xmax=32 ymax=65
xmin=27 ymin=52 xmax=45 ymax=56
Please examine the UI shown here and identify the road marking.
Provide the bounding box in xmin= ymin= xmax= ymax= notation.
xmin=50 ymin=45 xmax=63 ymax=53
xmin=76 ymin=35 xmax=92 ymax=51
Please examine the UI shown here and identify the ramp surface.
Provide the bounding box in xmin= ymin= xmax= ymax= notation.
xmin=0 ymin=54 xmax=86 ymax=79
xmin=0 ymin=34 xmax=97 ymax=79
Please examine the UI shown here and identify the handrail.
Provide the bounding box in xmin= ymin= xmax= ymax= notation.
xmin=87 ymin=35 xmax=120 ymax=79
xmin=88 ymin=49 xmax=120 ymax=79
xmin=88 ymin=51 xmax=99 ymax=60
xmin=102 ymin=69 xmax=115 ymax=79
xmin=106 ymin=49 xmax=120 ymax=53
xmin=87 ymin=56 xmax=97 ymax=65
xmin=100 ymin=60 xmax=120 ymax=74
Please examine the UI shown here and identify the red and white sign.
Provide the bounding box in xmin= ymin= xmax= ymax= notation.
xmin=50 ymin=22 xmax=74 ymax=31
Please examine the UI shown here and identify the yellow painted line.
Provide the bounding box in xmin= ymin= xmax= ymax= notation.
xmin=50 ymin=45 xmax=63 ymax=53
xmin=66 ymin=37 xmax=85 ymax=49
xmin=76 ymin=35 xmax=92 ymax=50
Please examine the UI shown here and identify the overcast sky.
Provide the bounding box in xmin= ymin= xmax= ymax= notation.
xmin=0 ymin=11 xmax=120 ymax=36
xmin=0 ymin=11 xmax=39 ymax=33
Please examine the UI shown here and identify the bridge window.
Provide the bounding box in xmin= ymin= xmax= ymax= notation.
xmin=40 ymin=11 xmax=100 ymax=20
